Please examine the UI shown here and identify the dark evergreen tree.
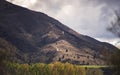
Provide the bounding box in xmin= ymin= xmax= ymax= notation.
xmin=108 ymin=11 xmax=120 ymax=75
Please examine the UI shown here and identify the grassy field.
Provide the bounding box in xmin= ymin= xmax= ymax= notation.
xmin=80 ymin=65 xmax=108 ymax=68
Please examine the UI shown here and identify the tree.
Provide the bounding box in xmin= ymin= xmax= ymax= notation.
xmin=110 ymin=50 xmax=120 ymax=75
xmin=108 ymin=11 xmax=120 ymax=75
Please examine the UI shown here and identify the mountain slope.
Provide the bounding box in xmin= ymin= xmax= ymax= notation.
xmin=0 ymin=1 xmax=117 ymax=65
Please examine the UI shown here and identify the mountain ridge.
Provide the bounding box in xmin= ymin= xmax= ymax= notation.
xmin=0 ymin=1 xmax=117 ymax=65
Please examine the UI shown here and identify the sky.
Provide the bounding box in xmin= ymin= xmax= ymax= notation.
xmin=7 ymin=0 xmax=120 ymax=45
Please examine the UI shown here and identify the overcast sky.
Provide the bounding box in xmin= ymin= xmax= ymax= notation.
xmin=7 ymin=0 xmax=120 ymax=45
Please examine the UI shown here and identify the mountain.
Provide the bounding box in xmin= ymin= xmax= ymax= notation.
xmin=0 ymin=1 xmax=117 ymax=65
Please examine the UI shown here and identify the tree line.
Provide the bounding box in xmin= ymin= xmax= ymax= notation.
xmin=5 ymin=62 xmax=86 ymax=75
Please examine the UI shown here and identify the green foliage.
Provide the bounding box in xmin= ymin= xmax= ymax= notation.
xmin=5 ymin=62 xmax=86 ymax=75
xmin=110 ymin=49 xmax=120 ymax=75
xmin=3 ymin=61 xmax=106 ymax=75
xmin=86 ymin=68 xmax=103 ymax=75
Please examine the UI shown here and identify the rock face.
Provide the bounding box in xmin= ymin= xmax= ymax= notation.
xmin=0 ymin=1 xmax=117 ymax=65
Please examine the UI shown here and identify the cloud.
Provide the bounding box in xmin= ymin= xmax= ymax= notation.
xmin=7 ymin=0 xmax=120 ymax=45
xmin=7 ymin=0 xmax=37 ymax=8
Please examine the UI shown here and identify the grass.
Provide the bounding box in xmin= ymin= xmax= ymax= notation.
xmin=79 ymin=65 xmax=108 ymax=68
